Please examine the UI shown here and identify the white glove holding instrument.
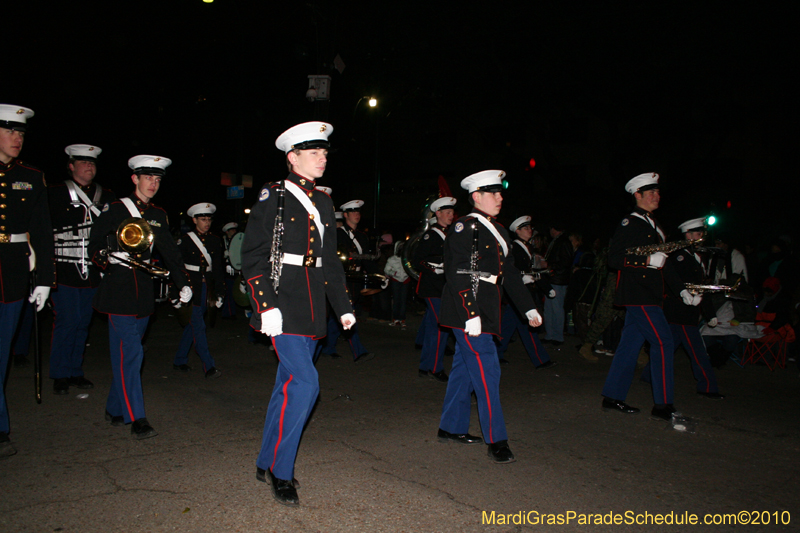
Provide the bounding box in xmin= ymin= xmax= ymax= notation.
xmin=465 ymin=316 xmax=482 ymax=337
xmin=29 ymin=286 xmax=51 ymax=312
xmin=647 ymin=252 xmax=667 ymax=269
xmin=226 ymin=265 xmax=235 ymax=276
xmin=525 ymin=309 xmax=542 ymax=327
xmin=522 ymin=274 xmax=535 ymax=285
xmin=215 ymin=296 xmax=224 ymax=308
xmin=341 ymin=313 xmax=356 ymax=330
xmin=707 ymin=317 xmax=718 ymax=327
xmin=108 ymin=251 xmax=130 ymax=266
xmin=680 ymin=289 xmax=702 ymax=306
xmin=261 ymin=308 xmax=283 ymax=336
xmin=179 ymin=286 xmax=193 ymax=303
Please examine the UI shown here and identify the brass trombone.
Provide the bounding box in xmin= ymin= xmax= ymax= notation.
xmin=104 ymin=217 xmax=170 ymax=277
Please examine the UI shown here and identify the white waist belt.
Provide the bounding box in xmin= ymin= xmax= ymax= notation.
xmin=185 ymin=264 xmax=211 ymax=272
xmin=479 ymin=274 xmax=498 ymax=284
xmin=0 ymin=233 xmax=28 ymax=244
xmin=283 ymin=253 xmax=322 ymax=268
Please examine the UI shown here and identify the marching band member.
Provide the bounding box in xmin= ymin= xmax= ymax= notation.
xmin=48 ymin=144 xmax=116 ymax=394
xmin=437 ymin=170 xmax=541 ymax=463
xmin=601 ymin=173 xmax=684 ymax=421
xmin=242 ymin=122 xmax=353 ymax=506
xmin=0 ymin=104 xmax=55 ymax=457
xmin=413 ymin=196 xmax=456 ymax=381
xmin=88 ymin=155 xmax=192 ymax=439
xmin=172 ymin=202 xmax=224 ymax=378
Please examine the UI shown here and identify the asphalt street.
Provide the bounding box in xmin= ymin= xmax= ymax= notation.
xmin=2 ymin=304 xmax=798 ymax=532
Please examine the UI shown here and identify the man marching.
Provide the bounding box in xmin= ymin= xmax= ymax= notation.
xmin=242 ymin=122 xmax=354 ymax=506
xmin=413 ymin=196 xmax=456 ymax=382
xmin=172 ymin=202 xmax=224 ymax=378
xmin=437 ymin=170 xmax=542 ymax=463
xmin=88 ymin=155 xmax=192 ymax=439
xmin=48 ymin=144 xmax=116 ymax=394
xmin=601 ymin=172 xmax=684 ymax=420
xmin=0 ymin=104 xmax=55 ymax=457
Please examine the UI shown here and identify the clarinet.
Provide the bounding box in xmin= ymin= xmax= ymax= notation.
xmin=469 ymin=222 xmax=480 ymax=298
xmin=269 ymin=181 xmax=286 ymax=292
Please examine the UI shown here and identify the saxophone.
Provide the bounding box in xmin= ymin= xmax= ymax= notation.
xmin=625 ymin=238 xmax=702 ymax=256
xmin=269 ymin=181 xmax=286 ymax=292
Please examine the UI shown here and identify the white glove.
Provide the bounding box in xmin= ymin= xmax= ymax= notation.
xmin=239 ymin=280 xmax=247 ymax=294
xmin=341 ymin=313 xmax=356 ymax=330
xmin=465 ymin=316 xmax=482 ymax=337
xmin=179 ymin=286 xmax=193 ymax=303
xmin=170 ymin=299 xmax=182 ymax=309
xmin=261 ymin=308 xmax=283 ymax=336
xmin=429 ymin=262 xmax=444 ymax=275
xmin=226 ymin=265 xmax=235 ymax=276
xmin=708 ymin=317 xmax=718 ymax=327
xmin=28 ymin=286 xmax=50 ymax=312
xmin=434 ymin=267 xmax=444 ymax=275
xmin=108 ymin=251 xmax=130 ymax=266
xmin=525 ymin=309 xmax=542 ymax=327
xmin=548 ymin=289 xmax=556 ymax=299
xmin=381 ymin=278 xmax=390 ymax=290
xmin=215 ymin=296 xmax=224 ymax=308
xmin=647 ymin=252 xmax=667 ymax=269
xmin=522 ymin=274 xmax=535 ymax=285
xmin=680 ymin=289 xmax=702 ymax=306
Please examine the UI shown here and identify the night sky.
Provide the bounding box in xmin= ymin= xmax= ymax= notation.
xmin=10 ymin=2 xmax=797 ymax=246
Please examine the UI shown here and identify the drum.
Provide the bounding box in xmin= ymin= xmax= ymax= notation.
xmin=228 ymin=232 xmax=245 ymax=271
xmin=346 ymin=272 xmax=388 ymax=296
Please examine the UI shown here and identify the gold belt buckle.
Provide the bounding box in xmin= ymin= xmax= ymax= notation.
xmin=0 ymin=233 xmax=9 ymax=243
xmin=304 ymin=256 xmax=315 ymax=267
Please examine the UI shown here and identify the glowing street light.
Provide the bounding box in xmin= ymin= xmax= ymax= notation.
xmin=368 ymin=97 xmax=377 ymax=107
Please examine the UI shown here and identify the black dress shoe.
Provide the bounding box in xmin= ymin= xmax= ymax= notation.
xmin=173 ymin=364 xmax=192 ymax=372
xmin=437 ymin=428 xmax=483 ymax=445
xmin=354 ymin=352 xmax=375 ymax=363
xmin=53 ymin=378 xmax=70 ymax=395
xmin=431 ymin=370 xmax=449 ymax=382
xmin=265 ymin=467 xmax=299 ymax=506
xmin=256 ymin=467 xmax=300 ymax=488
xmin=651 ymin=404 xmax=677 ymax=421
xmin=487 ymin=441 xmax=516 ymax=463
xmin=697 ymin=391 xmax=725 ymax=400
xmin=602 ymin=398 xmax=640 ymax=414
xmin=0 ymin=431 xmax=17 ymax=458
xmin=418 ymin=369 xmax=430 ymax=378
xmin=498 ymin=358 xmax=511 ymax=365
xmin=104 ymin=410 xmax=124 ymax=426
xmin=205 ymin=367 xmax=222 ymax=379
xmin=535 ymin=361 xmax=556 ymax=370
xmin=69 ymin=376 xmax=94 ymax=389
xmin=328 ymin=352 xmax=342 ymax=359
xmin=131 ymin=418 xmax=158 ymax=440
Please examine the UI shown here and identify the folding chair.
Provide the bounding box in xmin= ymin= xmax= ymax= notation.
xmin=742 ymin=335 xmax=788 ymax=370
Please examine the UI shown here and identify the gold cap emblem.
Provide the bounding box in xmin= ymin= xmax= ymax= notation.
xmin=320 ymin=125 xmax=327 ymax=132
xmin=16 ymin=109 xmax=24 ymax=115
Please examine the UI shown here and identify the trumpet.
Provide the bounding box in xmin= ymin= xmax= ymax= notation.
xmin=103 ymin=217 xmax=170 ymax=278
xmin=625 ymin=238 xmax=702 ymax=256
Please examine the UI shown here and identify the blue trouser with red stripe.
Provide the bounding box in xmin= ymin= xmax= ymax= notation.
xmin=602 ymin=305 xmax=674 ymax=405
xmin=50 ymin=285 xmax=96 ymax=379
xmin=173 ymin=282 xmax=216 ymax=371
xmin=642 ymin=323 xmax=718 ymax=394
xmin=497 ymin=304 xmax=551 ymax=366
xmin=106 ymin=315 xmax=149 ymax=424
xmin=440 ymin=330 xmax=507 ymax=444
xmin=419 ymin=297 xmax=447 ymax=373
xmin=257 ymin=334 xmax=319 ymax=481
xmin=0 ymin=300 xmax=24 ymax=433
